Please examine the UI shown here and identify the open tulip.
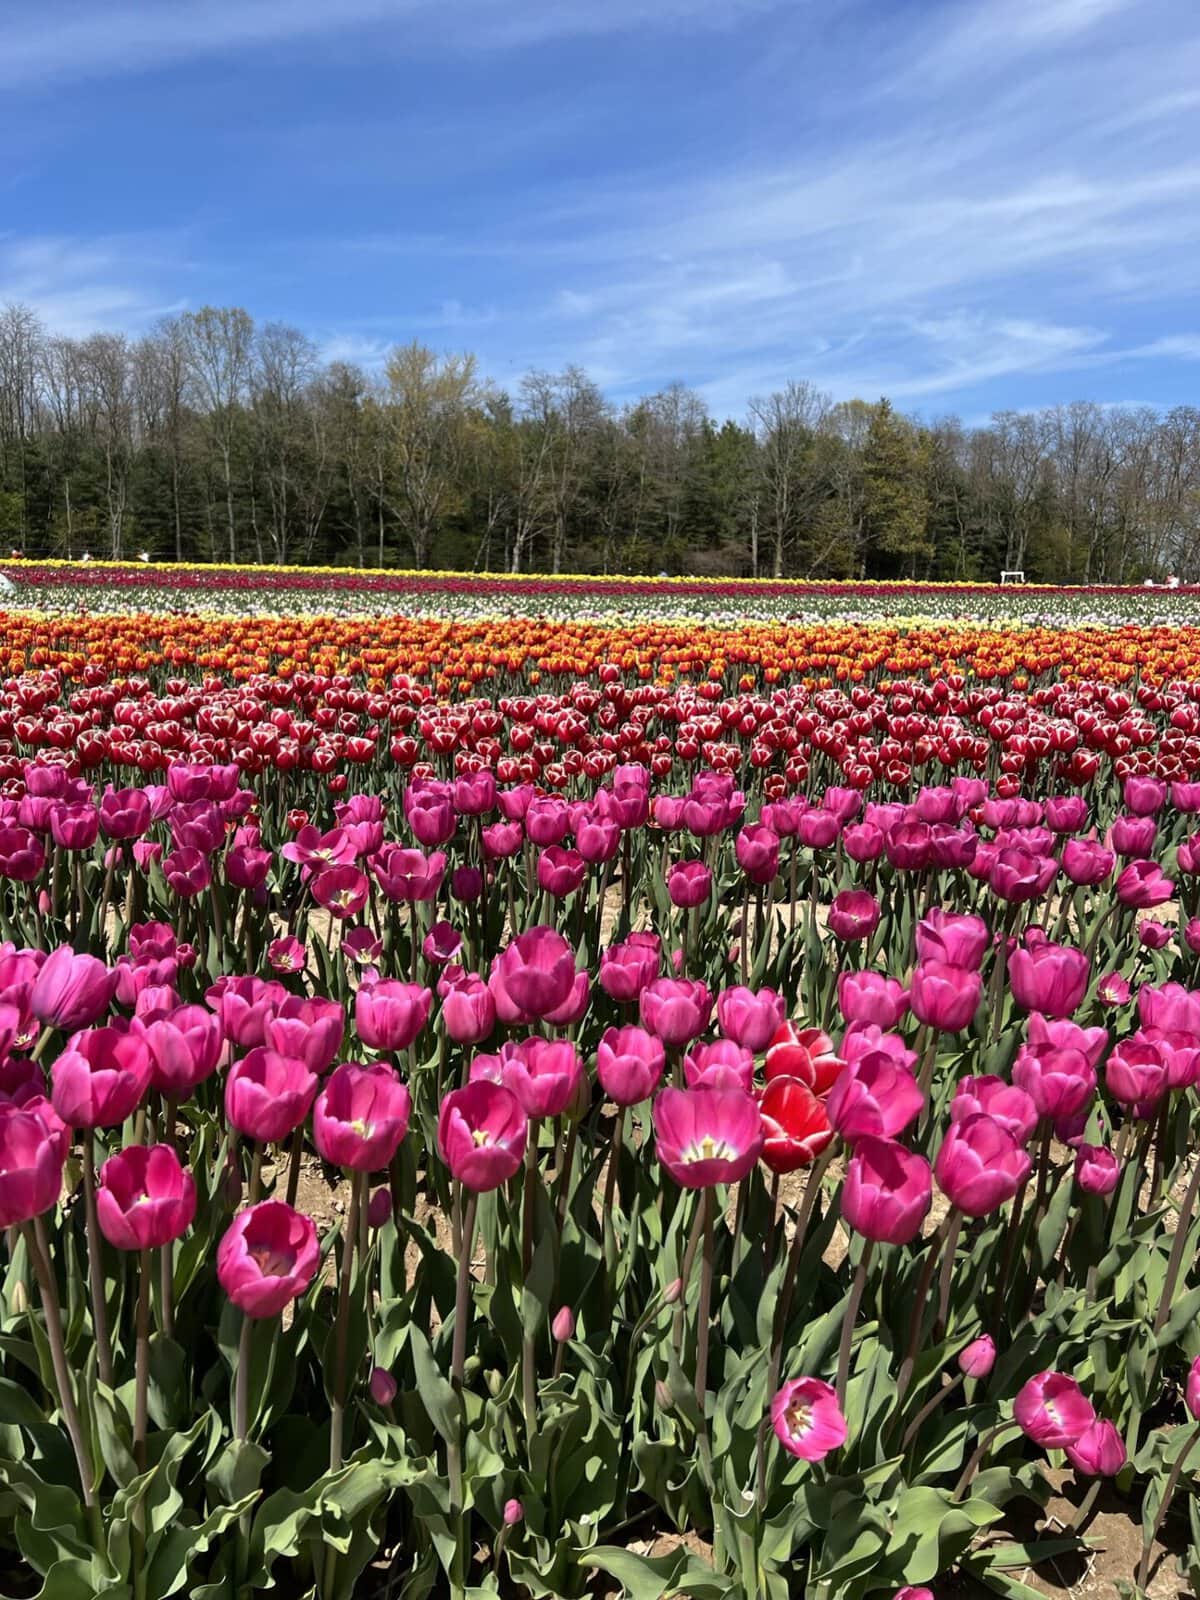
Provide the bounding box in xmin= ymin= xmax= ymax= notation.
xmin=652 ymin=1086 xmax=763 ymax=1188
xmin=1012 ymin=1044 xmax=1096 ymax=1120
xmin=314 ymin=1062 xmax=412 ymax=1171
xmin=489 ymin=926 xmax=579 ymax=1022
xmin=827 ymin=890 xmax=881 ymax=943
xmin=96 ymin=1143 xmax=196 ymax=1249
xmin=765 ymin=1022 xmax=842 ymax=1096
xmin=760 ymin=1077 xmax=833 ymax=1172
xmin=438 ymin=1080 xmax=527 ymax=1191
xmin=1014 ymin=1371 xmax=1095 ymax=1448
xmin=217 ymin=1201 xmax=319 ymax=1318
xmin=500 ymin=1036 xmax=584 ymax=1119
xmin=915 ymin=909 xmax=989 ymax=971
xmin=770 ymin=1376 xmax=847 ymax=1461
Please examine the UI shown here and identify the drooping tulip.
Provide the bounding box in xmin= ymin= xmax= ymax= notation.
xmin=770 ymin=1376 xmax=847 ymax=1461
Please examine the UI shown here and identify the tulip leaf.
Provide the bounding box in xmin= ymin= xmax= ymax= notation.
xmin=408 ymin=1324 xmax=458 ymax=1445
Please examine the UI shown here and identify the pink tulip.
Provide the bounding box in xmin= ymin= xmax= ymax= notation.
xmin=369 ymin=1367 xmax=397 ymax=1406
xmin=0 ymin=1101 xmax=67 ymax=1226
xmin=1014 ymin=1371 xmax=1095 ymax=1448
xmin=909 ymin=962 xmax=982 ymax=1033
xmin=667 ymin=860 xmax=712 ymax=909
xmin=1116 ymin=861 xmax=1174 ymax=909
xmin=827 ymin=890 xmax=881 ymax=944
xmin=100 ymin=786 xmax=152 ymax=840
xmin=441 ymin=971 xmax=497 ymax=1045
xmin=373 ymin=845 xmax=447 ymax=903
xmin=224 ymin=1049 xmax=317 ymax=1143
xmin=639 ymin=978 xmax=713 ymax=1049
xmin=958 ymin=1335 xmax=997 ymax=1379
xmin=839 ymin=1023 xmax=916 ymax=1076
xmin=1026 ymin=1013 xmax=1109 ymax=1069
xmin=500 ymin=1037 xmax=584 ymax=1119
xmin=934 ymin=1114 xmax=1031 ymax=1216
xmin=1105 ymin=1040 xmax=1170 ymax=1115
xmin=405 ymin=785 xmax=456 ymax=848
xmin=683 ymin=1039 xmax=755 ymax=1093
xmin=438 ymin=1081 xmax=527 ymax=1191
xmin=1186 ymin=1357 xmax=1200 ymax=1420
xmin=96 ymin=1143 xmax=196 ymax=1250
xmin=717 ymin=985 xmax=785 ymax=1053
xmin=950 ymin=1076 xmax=1038 ymax=1144
xmin=1065 ymin=1417 xmax=1126 ymax=1477
xmin=489 ymin=927 xmax=579 ymax=1023
xmin=217 ymin=1201 xmax=319 ymax=1318
xmin=537 ymin=846 xmax=587 ymax=898
xmin=1138 ymin=920 xmax=1172 ymax=950
xmin=1061 ymin=836 xmax=1115 ymax=886
xmin=1074 ymin=1144 xmax=1120 ymax=1195
xmin=139 ymin=1003 xmax=225 ymax=1097
xmin=1137 ymin=982 xmax=1200 ymax=1035
xmin=837 ymin=971 xmax=909 ymax=1029
xmin=1045 ymin=795 xmax=1089 ymax=834
xmin=652 ymin=1086 xmax=763 ymax=1188
xmin=989 ymin=847 xmax=1051 ymax=904
xmin=1124 ymin=775 xmax=1166 ymax=816
xmin=314 ymin=1062 xmax=412 ymax=1171
xmin=827 ymin=1052 xmax=923 ymax=1142
xmin=355 ymin=981 xmax=433 ymax=1053
xmin=525 ymin=796 xmax=569 ymax=847
xmin=206 ymin=975 xmax=287 ymax=1049
xmin=163 ymin=847 xmax=212 ymax=898
xmin=842 ymin=822 xmax=884 ymax=862
xmin=597 ymin=1025 xmax=665 ymax=1106
xmin=31 ymin=946 xmax=117 ymax=1033
xmin=841 ymin=1135 xmax=932 ymax=1245
xmin=1097 ymin=972 xmax=1131 ymax=1007
xmin=422 ymin=921 xmax=463 ymax=967
xmin=1008 ymin=940 xmax=1090 ymax=1019
xmin=599 ymin=933 xmax=662 ymax=1004
xmin=770 ymin=1376 xmax=847 ymax=1461
xmin=552 ymin=1306 xmax=575 ymax=1342
xmin=51 ymin=1026 xmax=153 ymax=1128
xmin=915 ymin=909 xmax=989 ymax=971
xmin=1012 ymin=1043 xmax=1096 ymax=1120
xmin=503 ymin=1499 xmax=524 ymax=1526
xmin=735 ymin=823 xmax=780 ymax=885
xmin=267 ymin=996 xmax=345 ymax=1076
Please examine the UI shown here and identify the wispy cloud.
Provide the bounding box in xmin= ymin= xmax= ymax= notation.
xmin=0 ymin=0 xmax=782 ymax=89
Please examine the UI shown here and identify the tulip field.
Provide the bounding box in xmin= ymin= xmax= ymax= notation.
xmin=4 ymin=584 xmax=1200 ymax=1600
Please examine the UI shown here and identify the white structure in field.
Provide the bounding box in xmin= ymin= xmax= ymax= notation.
xmin=999 ymin=570 xmax=1025 ymax=584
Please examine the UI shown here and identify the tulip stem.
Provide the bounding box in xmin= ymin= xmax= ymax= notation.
xmin=897 ymin=1209 xmax=956 ymax=1406
xmin=953 ymin=1418 xmax=1022 ymax=1500
xmin=248 ymin=1143 xmax=264 ymax=1205
xmin=81 ymin=1137 xmax=114 ymax=1387
xmin=521 ymin=1136 xmax=538 ymax=1441
xmin=1152 ymin=1156 xmax=1200 ymax=1335
xmin=25 ymin=1218 xmax=104 ymax=1550
xmin=672 ymin=1193 xmax=709 ymax=1355
xmin=132 ymin=1247 xmax=152 ymax=1600
xmin=283 ymin=1125 xmax=304 ymax=1208
xmin=935 ymin=1211 xmax=964 ymax=1338
xmin=159 ymin=1241 xmax=174 ymax=1338
xmin=694 ymin=1189 xmax=715 ymax=1417
xmin=991 ymin=1176 xmax=1029 ymax=1332
xmin=449 ymin=1189 xmax=478 ymax=1593
xmin=901 ymin=1371 xmax=963 ymax=1454
xmin=1067 ymin=1476 xmax=1102 ymax=1535
xmin=601 ymin=1112 xmax=624 ymax=1272
xmin=1136 ymin=1419 xmax=1200 ymax=1591
xmin=323 ymin=1173 xmax=364 ymax=1596
xmin=835 ymin=1242 xmax=873 ymax=1412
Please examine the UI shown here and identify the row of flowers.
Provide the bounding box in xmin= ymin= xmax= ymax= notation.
xmin=2 ymin=727 xmax=1200 ymax=1594
xmin=4 ymin=560 xmax=1200 ymax=626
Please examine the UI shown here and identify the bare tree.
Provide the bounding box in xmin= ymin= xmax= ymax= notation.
xmin=382 ymin=341 xmax=483 ymax=568
xmin=180 ymin=307 xmax=254 ymax=562
xmin=747 ymin=380 xmax=831 ymax=576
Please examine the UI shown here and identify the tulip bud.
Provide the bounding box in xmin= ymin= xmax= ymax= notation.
xmin=663 ymin=1277 xmax=682 ymax=1304
xmin=957 ymin=1335 xmax=996 ymax=1379
xmin=655 ymin=1378 xmax=673 ymax=1410
xmin=369 ymin=1367 xmax=397 ymax=1406
xmin=552 ymin=1306 xmax=575 ymax=1343
xmin=1187 ymin=1356 xmax=1200 ymax=1421
xmin=367 ymin=1186 xmax=393 ymax=1228
xmin=503 ymin=1499 xmax=524 ymax=1526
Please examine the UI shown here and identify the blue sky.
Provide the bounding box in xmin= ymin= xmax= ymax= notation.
xmin=3 ymin=0 xmax=1200 ymax=421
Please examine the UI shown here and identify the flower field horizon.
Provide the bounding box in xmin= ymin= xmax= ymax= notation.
xmin=2 ymin=577 xmax=1200 ymax=1598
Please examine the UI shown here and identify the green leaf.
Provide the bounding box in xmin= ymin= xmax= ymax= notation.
xmin=409 ymin=1324 xmax=458 ymax=1445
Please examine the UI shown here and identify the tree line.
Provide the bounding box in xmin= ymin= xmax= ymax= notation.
xmin=1 ymin=302 xmax=1198 ymax=582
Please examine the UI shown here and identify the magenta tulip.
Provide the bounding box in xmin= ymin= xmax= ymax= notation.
xmin=139 ymin=1003 xmax=225 ymax=1097
xmin=717 ymin=985 xmax=785 ymax=1053
xmin=827 ymin=890 xmax=881 ymax=944
xmin=770 ymin=1376 xmax=847 ymax=1461
xmin=827 ymin=1052 xmax=923 ymax=1142
xmin=599 ymin=933 xmax=662 ymax=1004
xmin=1014 ymin=1371 xmax=1095 ymax=1448
xmin=355 ymin=981 xmax=433 ymax=1053
xmin=313 ymin=1062 xmax=412 ymax=1171
xmin=500 ymin=1036 xmax=584 ymax=1120
xmin=441 ymin=971 xmax=497 ymax=1045
xmin=934 ymin=1114 xmax=1031 ymax=1216
xmin=96 ymin=1143 xmax=196 ymax=1249
xmin=1012 ymin=1043 xmax=1096 ymax=1120
xmin=597 ymin=1026 xmax=665 ymax=1106
xmin=639 ymin=978 xmax=713 ymax=1049
xmin=1074 ymin=1144 xmax=1120 ymax=1195
xmin=652 ymin=1086 xmax=763 ymax=1188
xmin=224 ymin=1049 xmax=317 ymax=1144
xmin=837 ymin=971 xmax=909 ymax=1029
xmin=0 ymin=1101 xmax=67 ymax=1226
xmin=31 ymin=946 xmax=117 ymax=1034
xmin=438 ymin=1080 xmax=528 ymax=1191
xmin=217 ymin=1201 xmax=319 ymax=1318
xmin=51 ymin=1027 xmax=152 ymax=1128
xmin=909 ymin=962 xmax=982 ymax=1034
xmin=915 ymin=909 xmax=989 ymax=971
xmin=1009 ymin=941 xmax=1090 ymax=1019
xmin=841 ymin=1135 xmax=932 ymax=1245
xmin=489 ymin=926 xmax=579 ymax=1023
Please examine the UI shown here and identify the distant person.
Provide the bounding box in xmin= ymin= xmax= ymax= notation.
xmin=1167 ymin=573 xmax=1180 ymax=588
